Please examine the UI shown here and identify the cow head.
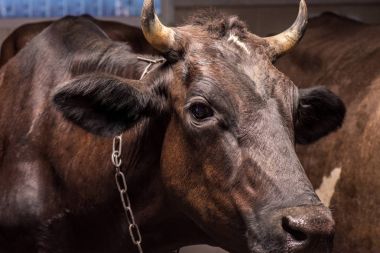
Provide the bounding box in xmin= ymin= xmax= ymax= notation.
xmin=53 ymin=0 xmax=345 ymax=252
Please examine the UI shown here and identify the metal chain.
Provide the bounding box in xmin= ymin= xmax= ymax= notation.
xmin=112 ymin=135 xmax=143 ymax=253
xmin=112 ymin=57 xmax=171 ymax=253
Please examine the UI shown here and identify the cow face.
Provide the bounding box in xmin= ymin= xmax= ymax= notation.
xmin=53 ymin=0 xmax=345 ymax=252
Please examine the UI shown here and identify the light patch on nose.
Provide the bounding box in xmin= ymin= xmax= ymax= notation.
xmin=227 ymin=34 xmax=250 ymax=54
xmin=316 ymin=167 xmax=342 ymax=207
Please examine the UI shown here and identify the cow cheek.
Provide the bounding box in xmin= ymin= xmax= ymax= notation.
xmin=160 ymin=120 xmax=240 ymax=228
xmin=160 ymin=119 xmax=200 ymax=203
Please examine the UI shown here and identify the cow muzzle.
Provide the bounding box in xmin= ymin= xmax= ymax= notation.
xmin=247 ymin=205 xmax=334 ymax=253
xmin=277 ymin=205 xmax=335 ymax=253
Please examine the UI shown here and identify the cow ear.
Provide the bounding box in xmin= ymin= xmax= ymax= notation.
xmin=53 ymin=74 xmax=166 ymax=137
xmin=295 ymin=86 xmax=346 ymax=144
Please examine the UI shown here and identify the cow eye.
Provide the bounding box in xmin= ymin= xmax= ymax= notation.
xmin=189 ymin=103 xmax=214 ymax=120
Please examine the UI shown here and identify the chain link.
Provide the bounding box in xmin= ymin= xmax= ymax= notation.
xmin=112 ymin=57 xmax=176 ymax=253
xmin=112 ymin=133 xmax=143 ymax=253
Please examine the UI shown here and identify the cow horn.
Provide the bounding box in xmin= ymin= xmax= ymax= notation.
xmin=141 ymin=0 xmax=175 ymax=53
xmin=265 ymin=0 xmax=308 ymax=58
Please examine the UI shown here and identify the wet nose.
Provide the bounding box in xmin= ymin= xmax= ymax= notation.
xmin=281 ymin=206 xmax=335 ymax=252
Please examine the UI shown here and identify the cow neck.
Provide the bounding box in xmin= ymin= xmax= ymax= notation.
xmin=111 ymin=56 xmax=176 ymax=253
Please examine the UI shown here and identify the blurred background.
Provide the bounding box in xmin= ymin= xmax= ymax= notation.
xmin=0 ymin=0 xmax=161 ymax=18
xmin=1 ymin=0 xmax=380 ymax=44
xmin=0 ymin=0 xmax=378 ymax=252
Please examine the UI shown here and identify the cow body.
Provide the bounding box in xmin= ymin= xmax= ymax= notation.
xmin=0 ymin=1 xmax=345 ymax=252
xmin=276 ymin=13 xmax=380 ymax=253
xmin=0 ymin=15 xmax=155 ymax=67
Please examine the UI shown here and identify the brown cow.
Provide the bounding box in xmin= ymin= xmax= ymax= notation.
xmin=276 ymin=13 xmax=380 ymax=253
xmin=0 ymin=1 xmax=345 ymax=253
xmin=0 ymin=15 xmax=155 ymax=67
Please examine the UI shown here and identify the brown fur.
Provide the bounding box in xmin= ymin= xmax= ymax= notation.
xmin=185 ymin=10 xmax=248 ymax=40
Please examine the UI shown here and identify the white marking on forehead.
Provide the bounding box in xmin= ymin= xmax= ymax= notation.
xmin=316 ymin=167 xmax=342 ymax=207
xmin=227 ymin=34 xmax=250 ymax=54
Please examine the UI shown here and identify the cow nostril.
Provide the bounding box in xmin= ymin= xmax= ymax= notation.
xmin=277 ymin=207 xmax=335 ymax=252
xmin=282 ymin=216 xmax=308 ymax=242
